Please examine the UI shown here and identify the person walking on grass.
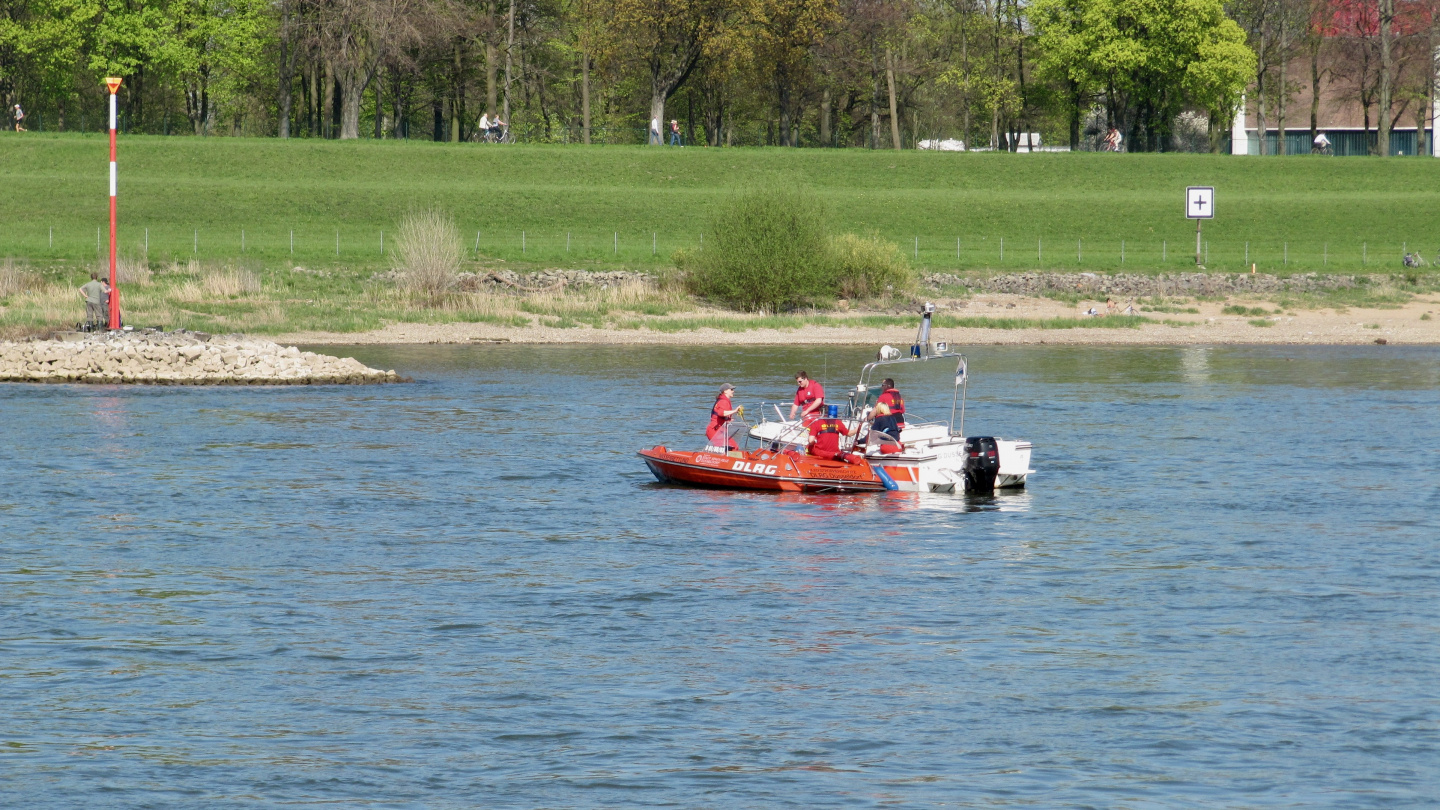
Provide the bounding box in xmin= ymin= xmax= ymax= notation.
xmin=669 ymin=120 xmax=681 ymax=146
xmin=649 ymin=116 xmax=661 ymax=145
xmin=79 ymin=272 xmax=105 ymax=329
xmin=12 ymin=103 xmax=25 ymax=132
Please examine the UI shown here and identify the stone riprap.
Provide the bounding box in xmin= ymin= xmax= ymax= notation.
xmin=0 ymin=333 xmax=401 ymax=385
xmin=458 ymin=269 xmax=650 ymax=291
xmin=925 ymin=272 xmax=1402 ymax=298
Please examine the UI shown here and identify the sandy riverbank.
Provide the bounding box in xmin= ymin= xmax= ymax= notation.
xmin=280 ymin=292 xmax=1440 ymax=347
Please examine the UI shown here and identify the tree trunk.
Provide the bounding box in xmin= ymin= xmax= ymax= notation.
xmin=503 ymin=0 xmax=515 ymax=124
xmin=374 ymin=77 xmax=383 ymax=139
xmin=886 ymin=48 xmax=901 ymax=150
xmin=1255 ymin=63 xmax=1267 ymax=156
xmin=1276 ymin=26 xmax=1288 ymax=155
xmin=1427 ymin=18 xmax=1439 ymax=157
xmin=1068 ymin=78 xmax=1081 ymax=150
xmin=1378 ymin=0 xmax=1393 ymax=156
xmin=279 ymin=35 xmax=293 ymax=138
xmin=650 ymin=94 xmax=665 ymax=146
xmin=486 ymin=42 xmax=498 ymax=116
xmin=777 ymin=66 xmax=792 ymax=147
xmin=1310 ymin=40 xmax=1321 ymax=148
xmin=339 ymin=74 xmax=364 ymax=140
xmin=581 ymin=51 xmax=591 ymax=144
xmin=309 ymin=61 xmax=320 ymax=136
xmin=391 ymin=71 xmax=405 ymax=138
xmin=819 ymin=89 xmax=831 ymax=146
xmin=451 ymin=43 xmax=463 ymax=142
xmin=323 ymin=68 xmax=335 ymax=138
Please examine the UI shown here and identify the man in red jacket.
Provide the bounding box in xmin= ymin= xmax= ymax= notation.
xmin=808 ymin=405 xmax=854 ymax=461
xmin=789 ymin=371 xmax=825 ymax=423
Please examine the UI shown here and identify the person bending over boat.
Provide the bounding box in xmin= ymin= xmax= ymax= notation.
xmin=789 ymin=371 xmax=825 ymax=423
xmin=706 ymin=383 xmax=742 ymax=451
xmin=808 ymin=405 xmax=859 ymax=462
xmin=870 ymin=378 xmax=905 ymax=444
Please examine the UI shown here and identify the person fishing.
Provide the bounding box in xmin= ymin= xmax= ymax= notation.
xmin=706 ymin=383 xmax=742 ymax=452
xmin=808 ymin=405 xmax=855 ymax=462
xmin=870 ymin=378 xmax=905 ymax=444
xmin=789 ymin=370 xmax=825 ymax=423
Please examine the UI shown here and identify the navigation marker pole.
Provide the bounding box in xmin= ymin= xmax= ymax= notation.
xmin=1185 ymin=186 xmax=1215 ymax=268
xmin=105 ymin=77 xmax=122 ymax=330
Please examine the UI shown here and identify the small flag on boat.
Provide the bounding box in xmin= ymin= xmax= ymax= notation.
xmin=955 ymin=357 xmax=967 ymax=386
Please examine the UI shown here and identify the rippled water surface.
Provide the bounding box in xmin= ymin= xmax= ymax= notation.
xmin=2 ymin=344 xmax=1438 ymax=808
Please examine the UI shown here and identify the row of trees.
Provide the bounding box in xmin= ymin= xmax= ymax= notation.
xmin=1233 ymin=0 xmax=1439 ymax=156
xmin=0 ymin=0 xmax=1430 ymax=152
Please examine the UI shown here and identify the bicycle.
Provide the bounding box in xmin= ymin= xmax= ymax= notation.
xmin=482 ymin=126 xmax=515 ymax=144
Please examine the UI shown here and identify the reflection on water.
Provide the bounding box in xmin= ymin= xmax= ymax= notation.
xmin=1 ymin=344 xmax=1437 ymax=808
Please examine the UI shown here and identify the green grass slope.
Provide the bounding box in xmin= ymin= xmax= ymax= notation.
xmin=3 ymin=133 xmax=1438 ymax=273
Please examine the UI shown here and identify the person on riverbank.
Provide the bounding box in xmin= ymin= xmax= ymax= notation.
xmin=101 ymin=278 xmax=114 ymax=327
xmin=79 ymin=273 xmax=105 ymax=329
xmin=706 ymin=383 xmax=742 ymax=451
xmin=871 ymin=378 xmax=905 ymax=443
xmin=789 ymin=371 xmax=825 ymax=423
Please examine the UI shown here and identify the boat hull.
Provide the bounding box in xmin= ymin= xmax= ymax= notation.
xmin=639 ymin=447 xmax=887 ymax=493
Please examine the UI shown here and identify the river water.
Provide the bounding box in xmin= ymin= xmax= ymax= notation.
xmin=1 ymin=344 xmax=1437 ymax=808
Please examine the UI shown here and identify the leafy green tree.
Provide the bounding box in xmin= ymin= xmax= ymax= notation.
xmin=1030 ymin=0 xmax=1255 ymax=151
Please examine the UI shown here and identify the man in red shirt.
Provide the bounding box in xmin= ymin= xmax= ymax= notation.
xmin=808 ymin=405 xmax=854 ymax=461
xmin=788 ymin=371 xmax=825 ymax=423
xmin=706 ymin=383 xmax=741 ymax=451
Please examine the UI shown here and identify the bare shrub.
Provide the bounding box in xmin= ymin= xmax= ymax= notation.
xmin=0 ymin=259 xmax=37 ymax=298
xmin=393 ymin=209 xmax=462 ymax=303
xmin=162 ymin=259 xmax=203 ymax=276
xmin=116 ymin=256 xmax=153 ymax=285
xmin=171 ymin=265 xmax=263 ymax=302
xmin=831 ymin=233 xmax=915 ymax=300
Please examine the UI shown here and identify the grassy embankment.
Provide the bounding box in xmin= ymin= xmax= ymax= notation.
xmin=1 ymin=134 xmax=1437 ymax=335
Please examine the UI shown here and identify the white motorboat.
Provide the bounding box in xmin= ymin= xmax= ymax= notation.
xmin=747 ymin=304 xmax=1034 ymax=494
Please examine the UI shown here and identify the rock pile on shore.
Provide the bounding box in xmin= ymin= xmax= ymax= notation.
xmin=926 ymin=272 xmax=1400 ymax=298
xmin=458 ymin=268 xmax=651 ymax=291
xmin=0 ymin=332 xmax=402 ymax=385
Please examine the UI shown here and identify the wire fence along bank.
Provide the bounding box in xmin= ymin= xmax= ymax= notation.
xmin=3 ymin=226 xmax=1435 ymax=274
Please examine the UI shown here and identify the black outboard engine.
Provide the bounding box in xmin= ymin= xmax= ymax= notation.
xmin=963 ymin=437 xmax=1000 ymax=492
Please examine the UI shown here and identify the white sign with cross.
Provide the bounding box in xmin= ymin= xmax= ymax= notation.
xmin=1186 ymin=186 xmax=1215 ymax=219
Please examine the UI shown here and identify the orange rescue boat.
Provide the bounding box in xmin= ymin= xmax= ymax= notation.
xmin=638 ymin=446 xmax=886 ymax=493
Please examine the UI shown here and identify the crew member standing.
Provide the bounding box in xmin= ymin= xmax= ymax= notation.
xmin=706 ymin=383 xmax=742 ymax=451
xmin=871 ymin=377 xmax=905 ymax=443
xmin=78 ymin=272 xmax=105 ymax=330
xmin=808 ymin=405 xmax=855 ymax=462
xmin=788 ymin=371 xmax=825 ymax=423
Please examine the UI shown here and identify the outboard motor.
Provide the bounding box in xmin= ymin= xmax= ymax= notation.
xmin=962 ymin=436 xmax=1000 ymax=492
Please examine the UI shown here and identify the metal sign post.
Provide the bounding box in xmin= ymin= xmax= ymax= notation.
xmin=1186 ymin=186 xmax=1214 ymax=267
xmin=105 ymin=77 xmax=122 ymax=329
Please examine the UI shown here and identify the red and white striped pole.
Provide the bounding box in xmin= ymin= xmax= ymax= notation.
xmin=105 ymin=77 xmax=122 ymax=330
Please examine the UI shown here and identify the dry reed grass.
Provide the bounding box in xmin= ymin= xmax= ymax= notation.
xmin=116 ymin=256 xmax=153 ymax=285
xmin=171 ymin=266 xmax=263 ymax=302
xmin=0 ymin=259 xmax=37 ymax=298
xmin=393 ymin=209 xmax=462 ymax=302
